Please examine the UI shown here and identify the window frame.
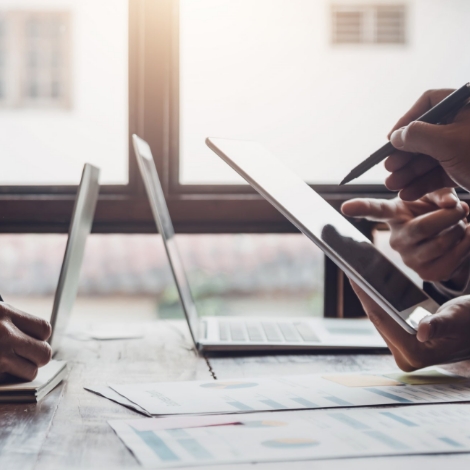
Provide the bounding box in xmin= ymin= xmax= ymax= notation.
xmin=0 ymin=0 xmax=400 ymax=235
xmin=0 ymin=0 xmax=456 ymax=317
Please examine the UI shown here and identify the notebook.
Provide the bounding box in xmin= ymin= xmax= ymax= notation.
xmin=0 ymin=360 xmax=67 ymax=403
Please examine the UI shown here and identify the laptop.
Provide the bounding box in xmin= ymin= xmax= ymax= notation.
xmin=132 ymin=134 xmax=386 ymax=352
xmin=48 ymin=163 xmax=100 ymax=352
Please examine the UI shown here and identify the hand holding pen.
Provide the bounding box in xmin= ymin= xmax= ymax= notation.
xmin=384 ymin=88 xmax=470 ymax=201
xmin=341 ymin=83 xmax=470 ymax=198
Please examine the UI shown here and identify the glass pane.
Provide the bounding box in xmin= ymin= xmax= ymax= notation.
xmin=1 ymin=233 xmax=323 ymax=324
xmin=179 ymin=0 xmax=470 ymax=185
xmin=0 ymin=1 xmax=128 ymax=185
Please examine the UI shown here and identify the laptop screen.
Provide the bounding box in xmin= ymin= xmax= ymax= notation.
xmin=133 ymin=136 xmax=200 ymax=345
xmin=49 ymin=164 xmax=100 ymax=351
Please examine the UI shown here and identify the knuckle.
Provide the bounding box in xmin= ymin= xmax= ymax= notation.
xmin=0 ymin=321 xmax=12 ymax=340
xmin=0 ymin=356 xmax=9 ymax=373
xmin=389 ymin=234 xmax=402 ymax=251
xmin=26 ymin=366 xmax=39 ymax=382
xmin=39 ymin=320 xmax=52 ymax=341
xmin=407 ymin=222 xmax=424 ymax=240
xmin=37 ymin=343 xmax=52 ymax=366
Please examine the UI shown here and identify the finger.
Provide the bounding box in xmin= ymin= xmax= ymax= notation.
xmin=12 ymin=332 xmax=52 ymax=367
xmin=349 ymin=281 xmax=417 ymax=370
xmin=349 ymin=281 xmax=414 ymax=344
xmin=425 ymin=188 xmax=461 ymax=209
xmin=404 ymin=205 xmax=468 ymax=243
xmin=385 ymin=154 xmax=440 ymax=191
xmin=384 ymin=151 xmax=413 ymax=172
xmin=420 ymin=227 xmax=470 ymax=282
xmin=6 ymin=305 xmax=52 ymax=341
xmin=390 ymin=121 xmax=456 ymax=161
xmin=341 ymin=198 xmax=401 ymax=222
xmin=417 ymin=301 xmax=468 ymax=342
xmin=410 ymin=221 xmax=466 ymax=264
xmin=398 ymin=167 xmax=456 ymax=201
xmin=388 ymin=89 xmax=455 ymax=137
xmin=0 ymin=354 xmax=39 ymax=382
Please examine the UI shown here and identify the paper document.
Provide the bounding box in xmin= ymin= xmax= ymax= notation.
xmin=110 ymin=368 xmax=470 ymax=416
xmin=109 ymin=403 xmax=470 ymax=468
xmin=0 ymin=360 xmax=67 ymax=403
xmin=85 ymin=385 xmax=151 ymax=416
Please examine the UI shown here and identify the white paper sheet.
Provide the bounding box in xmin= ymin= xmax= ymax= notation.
xmin=84 ymin=385 xmax=151 ymax=416
xmin=109 ymin=403 xmax=470 ymax=468
xmin=110 ymin=368 xmax=470 ymax=416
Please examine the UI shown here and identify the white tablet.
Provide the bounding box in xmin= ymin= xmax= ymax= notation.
xmin=206 ymin=138 xmax=439 ymax=334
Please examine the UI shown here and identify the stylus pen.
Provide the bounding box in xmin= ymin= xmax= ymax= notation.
xmin=340 ymin=82 xmax=470 ymax=185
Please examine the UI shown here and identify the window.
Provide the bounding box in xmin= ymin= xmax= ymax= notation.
xmin=332 ymin=4 xmax=406 ymax=45
xmin=0 ymin=11 xmax=71 ymax=108
xmin=1 ymin=1 xmax=470 ymax=319
xmin=0 ymin=3 xmax=128 ymax=186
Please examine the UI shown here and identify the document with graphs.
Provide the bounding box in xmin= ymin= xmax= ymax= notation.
xmin=109 ymin=404 xmax=470 ymax=467
xmin=109 ymin=368 xmax=470 ymax=416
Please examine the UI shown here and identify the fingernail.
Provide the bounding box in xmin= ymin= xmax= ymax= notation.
xmin=390 ymin=127 xmax=406 ymax=149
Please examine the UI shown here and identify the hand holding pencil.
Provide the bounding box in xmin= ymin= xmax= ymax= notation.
xmin=384 ymin=88 xmax=470 ymax=200
xmin=341 ymin=83 xmax=470 ymax=195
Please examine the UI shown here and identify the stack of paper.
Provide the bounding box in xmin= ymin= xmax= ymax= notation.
xmin=0 ymin=360 xmax=67 ymax=403
xmin=109 ymin=404 xmax=470 ymax=468
xmin=94 ymin=368 xmax=470 ymax=416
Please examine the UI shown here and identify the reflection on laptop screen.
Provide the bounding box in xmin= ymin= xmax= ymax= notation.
xmin=133 ymin=135 xmax=200 ymax=344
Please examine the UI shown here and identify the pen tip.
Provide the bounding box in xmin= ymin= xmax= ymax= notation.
xmin=339 ymin=178 xmax=348 ymax=186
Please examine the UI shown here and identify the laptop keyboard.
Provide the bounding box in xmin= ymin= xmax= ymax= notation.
xmin=218 ymin=321 xmax=319 ymax=343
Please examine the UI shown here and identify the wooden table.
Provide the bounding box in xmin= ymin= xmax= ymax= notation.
xmin=1 ymin=320 xmax=470 ymax=470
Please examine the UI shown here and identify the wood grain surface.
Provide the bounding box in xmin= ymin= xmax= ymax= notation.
xmin=1 ymin=320 xmax=470 ymax=469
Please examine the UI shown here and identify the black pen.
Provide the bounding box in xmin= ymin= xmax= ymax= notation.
xmin=340 ymin=82 xmax=470 ymax=185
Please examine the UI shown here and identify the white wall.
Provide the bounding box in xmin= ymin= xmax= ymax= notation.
xmin=180 ymin=0 xmax=470 ymax=184
xmin=0 ymin=0 xmax=128 ymax=184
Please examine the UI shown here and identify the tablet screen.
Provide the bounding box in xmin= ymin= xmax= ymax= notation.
xmin=207 ymin=138 xmax=428 ymax=314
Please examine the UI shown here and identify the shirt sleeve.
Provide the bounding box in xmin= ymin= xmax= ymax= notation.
xmin=432 ymin=271 xmax=470 ymax=299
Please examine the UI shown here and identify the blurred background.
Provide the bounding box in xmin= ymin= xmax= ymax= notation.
xmin=0 ymin=0 xmax=467 ymax=323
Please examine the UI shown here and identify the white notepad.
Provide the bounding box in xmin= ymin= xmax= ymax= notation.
xmin=0 ymin=360 xmax=67 ymax=403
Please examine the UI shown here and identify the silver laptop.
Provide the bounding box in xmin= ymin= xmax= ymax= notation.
xmin=48 ymin=163 xmax=100 ymax=352
xmin=133 ymin=134 xmax=386 ymax=351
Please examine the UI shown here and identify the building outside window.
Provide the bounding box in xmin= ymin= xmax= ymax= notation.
xmin=0 ymin=11 xmax=71 ymax=109
xmin=332 ymin=4 xmax=406 ymax=45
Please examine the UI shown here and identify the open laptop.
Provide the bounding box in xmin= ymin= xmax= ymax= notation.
xmin=47 ymin=163 xmax=100 ymax=352
xmin=133 ymin=134 xmax=386 ymax=352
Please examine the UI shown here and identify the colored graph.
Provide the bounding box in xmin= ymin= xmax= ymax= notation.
xmin=242 ymin=420 xmax=287 ymax=428
xmin=200 ymin=381 xmax=258 ymax=390
xmin=262 ymin=438 xmax=319 ymax=449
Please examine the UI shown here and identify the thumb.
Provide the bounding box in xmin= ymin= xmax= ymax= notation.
xmin=390 ymin=121 xmax=452 ymax=161
xmin=417 ymin=300 xmax=469 ymax=342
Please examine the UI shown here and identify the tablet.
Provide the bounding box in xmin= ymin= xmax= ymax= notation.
xmin=206 ymin=138 xmax=439 ymax=334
